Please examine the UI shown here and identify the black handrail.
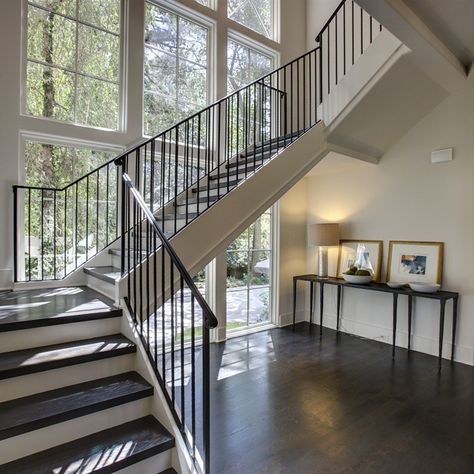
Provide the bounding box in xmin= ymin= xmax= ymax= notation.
xmin=121 ymin=172 xmax=218 ymax=329
xmin=119 ymin=168 xmax=216 ymax=473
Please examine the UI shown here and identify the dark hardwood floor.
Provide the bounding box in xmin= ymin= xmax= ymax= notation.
xmin=209 ymin=323 xmax=474 ymax=474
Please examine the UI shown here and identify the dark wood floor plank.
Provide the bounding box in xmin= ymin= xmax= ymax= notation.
xmin=0 ymin=415 xmax=174 ymax=474
xmin=0 ymin=372 xmax=153 ymax=441
xmin=209 ymin=323 xmax=474 ymax=474
xmin=0 ymin=334 xmax=136 ymax=380
xmin=0 ymin=287 xmax=121 ymax=332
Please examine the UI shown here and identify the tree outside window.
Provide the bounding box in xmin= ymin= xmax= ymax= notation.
xmin=26 ymin=0 xmax=122 ymax=129
xmin=228 ymin=0 xmax=274 ymax=39
xmin=144 ymin=2 xmax=209 ymax=136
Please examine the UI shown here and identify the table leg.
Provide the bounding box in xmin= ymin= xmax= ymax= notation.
xmin=438 ymin=300 xmax=446 ymax=370
xmin=451 ymin=296 xmax=458 ymax=361
xmin=319 ymin=282 xmax=324 ymax=337
xmin=336 ymin=285 xmax=342 ymax=333
xmin=309 ymin=281 xmax=314 ymax=331
xmin=292 ymin=278 xmax=297 ymax=330
xmin=408 ymin=295 xmax=413 ymax=352
xmin=392 ymin=293 xmax=398 ymax=359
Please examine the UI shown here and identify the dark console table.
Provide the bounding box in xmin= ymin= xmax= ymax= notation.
xmin=292 ymin=275 xmax=459 ymax=367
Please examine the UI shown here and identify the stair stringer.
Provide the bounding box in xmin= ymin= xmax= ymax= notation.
xmin=118 ymin=122 xmax=332 ymax=303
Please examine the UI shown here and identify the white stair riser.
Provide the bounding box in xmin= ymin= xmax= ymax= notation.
xmin=86 ymin=274 xmax=118 ymax=302
xmin=0 ymin=354 xmax=135 ymax=402
xmin=175 ymin=201 xmax=211 ymax=215
xmin=116 ymin=449 xmax=174 ymax=474
xmin=0 ymin=397 xmax=151 ymax=464
xmin=0 ymin=318 xmax=121 ymax=353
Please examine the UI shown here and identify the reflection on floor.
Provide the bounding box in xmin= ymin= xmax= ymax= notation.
xmin=210 ymin=323 xmax=474 ymax=474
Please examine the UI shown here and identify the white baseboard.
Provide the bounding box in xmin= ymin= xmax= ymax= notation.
xmin=313 ymin=312 xmax=474 ymax=366
xmin=279 ymin=310 xmax=305 ymax=327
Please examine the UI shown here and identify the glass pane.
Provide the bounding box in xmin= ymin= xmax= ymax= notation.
xmin=24 ymin=141 xmax=114 ymax=188
xmin=78 ymin=24 xmax=120 ymax=81
xmin=249 ymin=250 xmax=270 ymax=285
xmin=249 ymin=213 xmax=271 ymax=250
xmin=250 ymin=48 xmax=273 ymax=78
xmin=248 ymin=287 xmax=270 ymax=324
xmin=228 ymin=0 xmax=273 ymax=38
xmin=178 ymin=60 xmax=207 ymax=107
xmin=79 ymin=0 xmax=121 ymax=33
xmin=76 ymin=76 xmax=118 ymax=129
xmin=145 ymin=3 xmax=177 ymax=53
xmin=178 ymin=17 xmax=207 ymax=64
xmin=30 ymin=0 xmax=77 ymax=17
xmin=227 ymin=251 xmax=249 ymax=288
xmin=144 ymin=92 xmax=177 ymax=136
xmin=226 ymin=288 xmax=248 ymax=330
xmin=227 ymin=39 xmax=250 ymax=92
xmin=26 ymin=62 xmax=75 ymax=121
xmin=28 ymin=6 xmax=76 ymax=69
xmin=227 ymin=227 xmax=249 ymax=252
xmin=144 ymin=48 xmax=176 ymax=96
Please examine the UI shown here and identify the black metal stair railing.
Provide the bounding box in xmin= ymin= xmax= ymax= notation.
xmin=13 ymin=160 xmax=119 ymax=281
xmin=119 ymin=171 xmax=218 ymax=473
xmin=12 ymin=0 xmax=383 ymax=284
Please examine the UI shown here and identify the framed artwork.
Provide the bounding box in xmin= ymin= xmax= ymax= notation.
xmin=336 ymin=240 xmax=383 ymax=281
xmin=387 ymin=241 xmax=443 ymax=284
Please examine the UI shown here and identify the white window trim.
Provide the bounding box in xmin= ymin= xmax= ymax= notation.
xmin=19 ymin=130 xmax=124 ymax=186
xmin=20 ymin=0 xmax=127 ymax=133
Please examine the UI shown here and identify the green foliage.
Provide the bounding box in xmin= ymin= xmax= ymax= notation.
xmin=228 ymin=0 xmax=273 ymax=38
xmin=144 ymin=2 xmax=208 ymax=136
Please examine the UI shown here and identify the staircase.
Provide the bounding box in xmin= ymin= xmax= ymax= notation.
xmin=5 ymin=1 xmax=405 ymax=472
xmin=0 ymin=287 xmax=175 ymax=473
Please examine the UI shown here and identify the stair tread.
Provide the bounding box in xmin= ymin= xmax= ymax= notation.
xmin=0 ymin=334 xmax=136 ymax=380
xmin=84 ymin=266 xmax=121 ymax=284
xmin=0 ymin=286 xmax=121 ymax=332
xmin=0 ymin=371 xmax=153 ymax=442
xmin=160 ymin=469 xmax=178 ymax=474
xmin=0 ymin=415 xmax=173 ymax=474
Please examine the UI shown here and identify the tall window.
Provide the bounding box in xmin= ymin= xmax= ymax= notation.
xmin=144 ymin=2 xmax=209 ymax=136
xmin=226 ymin=208 xmax=273 ymax=331
xmin=227 ymin=0 xmax=275 ymax=39
xmin=25 ymin=0 xmax=122 ymax=129
xmin=227 ymin=38 xmax=274 ymax=92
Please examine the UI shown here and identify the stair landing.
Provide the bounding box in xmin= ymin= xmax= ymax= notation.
xmin=0 ymin=287 xmax=121 ymax=332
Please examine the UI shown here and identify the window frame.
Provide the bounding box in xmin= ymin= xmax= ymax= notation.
xmin=227 ymin=0 xmax=279 ymax=42
xmin=21 ymin=0 xmax=126 ymax=132
xmin=143 ymin=0 xmax=216 ymax=138
xmin=225 ymin=204 xmax=278 ymax=332
xmin=226 ymin=29 xmax=279 ymax=94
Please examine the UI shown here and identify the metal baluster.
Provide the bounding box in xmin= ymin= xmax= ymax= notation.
xmin=53 ymin=190 xmax=57 ymax=279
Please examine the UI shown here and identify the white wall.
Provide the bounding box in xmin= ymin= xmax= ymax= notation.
xmin=305 ymin=76 xmax=474 ymax=366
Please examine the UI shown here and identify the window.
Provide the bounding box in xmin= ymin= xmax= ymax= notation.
xmin=227 ymin=38 xmax=274 ymax=92
xmin=227 ymin=0 xmax=275 ymax=39
xmin=144 ymin=2 xmax=209 ymax=136
xmin=24 ymin=140 xmax=115 ymax=188
xmin=25 ymin=0 xmax=122 ymax=129
xmin=226 ymin=208 xmax=273 ymax=331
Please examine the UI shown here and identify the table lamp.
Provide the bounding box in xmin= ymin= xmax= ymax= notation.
xmin=309 ymin=223 xmax=340 ymax=277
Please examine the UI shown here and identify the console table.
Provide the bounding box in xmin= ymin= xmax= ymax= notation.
xmin=292 ymin=275 xmax=459 ymax=367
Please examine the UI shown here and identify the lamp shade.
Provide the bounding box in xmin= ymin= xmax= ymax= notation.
xmin=309 ymin=223 xmax=340 ymax=246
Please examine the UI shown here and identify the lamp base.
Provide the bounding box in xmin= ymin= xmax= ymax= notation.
xmin=318 ymin=247 xmax=329 ymax=278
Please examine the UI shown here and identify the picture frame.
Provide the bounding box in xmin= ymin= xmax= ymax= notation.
xmin=387 ymin=241 xmax=443 ymax=284
xmin=336 ymin=239 xmax=383 ymax=282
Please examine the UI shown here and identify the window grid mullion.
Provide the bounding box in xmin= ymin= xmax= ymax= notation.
xmin=73 ymin=0 xmax=79 ymax=123
xmin=28 ymin=1 xmax=121 ymax=37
